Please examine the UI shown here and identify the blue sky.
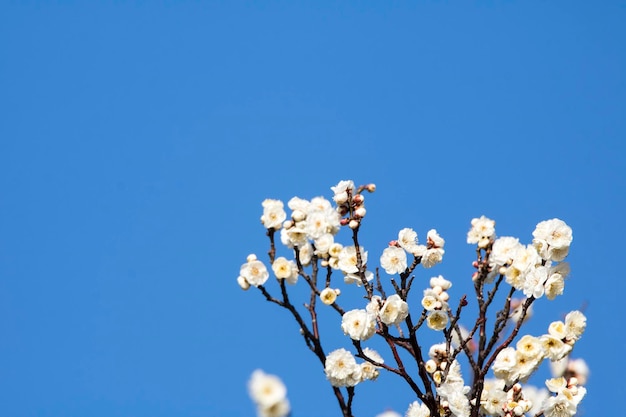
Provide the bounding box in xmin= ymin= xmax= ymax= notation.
xmin=1 ymin=1 xmax=624 ymax=416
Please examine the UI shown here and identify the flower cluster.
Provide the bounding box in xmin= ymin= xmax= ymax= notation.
xmin=324 ymin=347 xmax=383 ymax=387
xmin=421 ymin=275 xmax=452 ymax=331
xmin=238 ymin=180 xmax=587 ymax=417
xmin=478 ymin=217 xmax=572 ymax=300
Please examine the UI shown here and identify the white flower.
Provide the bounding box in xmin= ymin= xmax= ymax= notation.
xmin=320 ymin=287 xmax=338 ymax=305
xmin=541 ymin=393 xmax=577 ymax=417
xmin=314 ymin=233 xmax=334 ymax=255
xmin=303 ymin=211 xmax=328 ymax=240
xmin=516 ymin=335 xmax=544 ymax=359
xmin=328 ymin=242 xmax=343 ymax=258
xmin=421 ymin=289 xmax=441 ymax=311
xmin=438 ymin=381 xmax=470 ymax=417
xmin=430 ymin=275 xmax=452 ymax=290
xmin=325 ymin=348 xmax=361 ymax=387
xmin=248 ymin=370 xmax=288 ymax=409
xmin=492 ymin=347 xmax=519 ymax=384
xmin=260 ymin=199 xmax=287 ymax=230
xmin=480 ymin=379 xmax=507 ymax=417
xmin=360 ymin=347 xmax=384 ymax=381
xmin=366 ymin=295 xmax=383 ymax=316
xmin=540 ymin=334 xmax=572 ymax=361
xmin=467 ymin=215 xmax=496 ymax=248
xmin=379 ymin=294 xmax=409 ymax=326
xmin=338 ymin=245 xmax=367 ymax=274
xmin=331 ymin=180 xmax=355 ymax=204
xmin=380 ymin=246 xmax=408 ymax=275
xmin=544 ymin=273 xmax=565 ymax=300
xmin=533 ymin=219 xmax=573 ymax=261
xmin=533 ymin=218 xmax=573 ymax=249
xmin=406 ymin=401 xmax=430 ymax=417
xmin=341 ymin=309 xmax=376 ymax=341
xmin=564 ymin=311 xmax=586 ymax=342
xmin=523 ymin=265 xmax=549 ymax=299
xmin=427 ymin=229 xmax=445 ymax=248
xmin=426 ymin=310 xmax=448 ymax=331
xmin=280 ymin=225 xmax=308 ymax=248
xmin=491 ymin=237 xmax=521 ymax=266
xmin=515 ymin=349 xmax=543 ymax=381
xmin=398 ymin=228 xmax=420 ymax=254
xmin=343 ymin=269 xmax=374 ymax=286
xmin=421 ymin=248 xmax=444 ymax=268
xmin=240 ymin=258 xmax=270 ymax=287
xmin=272 ymin=257 xmax=298 ymax=284
xmin=297 ymin=242 xmax=313 ymax=266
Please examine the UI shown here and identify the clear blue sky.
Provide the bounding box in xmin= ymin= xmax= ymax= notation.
xmin=1 ymin=2 xmax=624 ymax=416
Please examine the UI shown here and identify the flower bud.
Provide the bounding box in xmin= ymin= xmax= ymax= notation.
xmin=292 ymin=209 xmax=306 ymax=222
xmin=246 ymin=254 xmax=257 ymax=263
xmin=425 ymin=359 xmax=437 ymax=373
xmin=237 ymin=276 xmax=250 ymax=290
xmin=354 ymin=206 xmax=366 ymax=218
xmin=366 ymin=183 xmax=376 ymax=192
xmin=349 ymin=219 xmax=359 ymax=229
xmin=334 ymin=191 xmax=349 ymax=205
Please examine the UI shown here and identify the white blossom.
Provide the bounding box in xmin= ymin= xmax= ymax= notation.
xmin=320 ymin=287 xmax=338 ymax=305
xmin=492 ymin=347 xmax=519 ymax=384
xmin=240 ymin=258 xmax=270 ymax=287
xmin=438 ymin=381 xmax=470 ymax=417
xmin=564 ymin=311 xmax=586 ymax=342
xmin=540 ymin=334 xmax=572 ymax=361
xmin=398 ymin=228 xmax=421 ymax=254
xmin=523 ymin=265 xmax=549 ymax=299
xmin=467 ymin=215 xmax=496 ymax=248
xmin=272 ymin=257 xmax=298 ymax=284
xmin=406 ymin=401 xmax=430 ymax=417
xmin=491 ymin=236 xmax=521 ymax=267
xmin=533 ymin=219 xmax=573 ymax=262
xmin=380 ymin=246 xmax=408 ymax=275
xmin=379 ymin=294 xmax=409 ymax=326
xmin=260 ymin=199 xmax=287 ymax=230
xmin=331 ymin=180 xmax=355 ymax=204
xmin=426 ymin=310 xmax=449 ymax=331
xmin=343 ymin=269 xmax=374 ymax=286
xmin=341 ymin=309 xmax=376 ymax=341
xmin=248 ymin=370 xmax=288 ymax=411
xmin=427 ymin=229 xmax=444 ymax=247
xmin=430 ymin=275 xmax=452 ymax=290
xmin=325 ymin=348 xmax=361 ymax=387
xmin=360 ymin=348 xmax=384 ymax=381
xmin=421 ymin=248 xmax=444 ymax=268
xmin=338 ymin=245 xmax=367 ymax=274
xmin=542 ymin=393 xmax=577 ymax=417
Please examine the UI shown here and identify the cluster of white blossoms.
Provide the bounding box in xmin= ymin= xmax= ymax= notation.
xmin=338 ymin=293 xmax=410 ymax=342
xmin=421 ymin=275 xmax=452 ymax=331
xmin=239 ymin=180 xmax=588 ymax=417
xmin=248 ymin=370 xmax=290 ymax=417
xmin=470 ymin=217 xmax=573 ymax=300
xmin=493 ymin=310 xmax=586 ymax=387
xmin=324 ymin=347 xmax=383 ymax=387
xmin=380 ymin=228 xmax=445 ymax=273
